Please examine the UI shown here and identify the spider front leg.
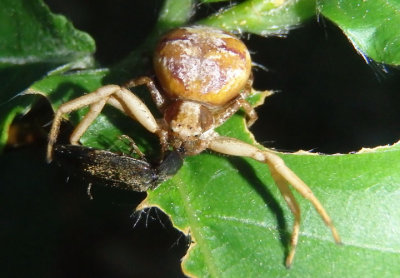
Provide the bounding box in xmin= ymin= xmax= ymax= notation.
xmin=47 ymin=85 xmax=160 ymax=162
xmin=208 ymin=135 xmax=341 ymax=267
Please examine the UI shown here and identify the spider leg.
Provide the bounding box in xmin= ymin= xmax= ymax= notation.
xmin=106 ymin=88 xmax=168 ymax=151
xmin=47 ymin=85 xmax=161 ymax=162
xmin=238 ymin=98 xmax=258 ymax=127
xmin=69 ymin=98 xmax=108 ymax=145
xmin=208 ymin=135 xmax=341 ymax=266
xmin=124 ymin=76 xmax=166 ymax=110
xmin=212 ymin=75 xmax=258 ymax=129
xmin=213 ymin=97 xmax=258 ymax=128
xmin=47 ymin=85 xmax=120 ymax=162
xmin=269 ymin=168 xmax=301 ymax=267
xmin=117 ymin=134 xmax=146 ymax=159
xmin=262 ymin=151 xmax=341 ymax=244
xmin=105 ymin=87 xmax=159 ymax=133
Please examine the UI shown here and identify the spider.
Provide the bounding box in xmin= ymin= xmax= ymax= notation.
xmin=46 ymin=25 xmax=341 ymax=267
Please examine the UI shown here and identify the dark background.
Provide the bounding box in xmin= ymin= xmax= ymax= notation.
xmin=2 ymin=1 xmax=400 ymax=277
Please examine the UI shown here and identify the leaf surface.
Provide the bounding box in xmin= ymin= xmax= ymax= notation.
xmin=0 ymin=0 xmax=95 ymax=150
xmin=318 ymin=0 xmax=400 ymax=65
xmin=145 ymin=115 xmax=400 ymax=277
xmin=200 ymin=0 xmax=316 ymax=36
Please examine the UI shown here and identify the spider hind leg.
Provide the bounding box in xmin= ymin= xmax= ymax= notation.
xmin=208 ymin=135 xmax=341 ymax=266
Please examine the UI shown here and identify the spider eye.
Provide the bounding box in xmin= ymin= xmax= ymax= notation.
xmin=153 ymin=26 xmax=252 ymax=106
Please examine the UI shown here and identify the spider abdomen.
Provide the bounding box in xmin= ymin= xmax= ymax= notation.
xmin=153 ymin=26 xmax=251 ymax=106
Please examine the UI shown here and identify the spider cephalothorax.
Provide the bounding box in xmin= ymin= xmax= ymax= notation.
xmin=47 ymin=25 xmax=341 ymax=267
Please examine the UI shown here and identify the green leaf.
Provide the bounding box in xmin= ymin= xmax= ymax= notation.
xmin=199 ymin=0 xmax=231 ymax=3
xmin=0 ymin=0 xmax=95 ymax=151
xmin=200 ymin=0 xmax=229 ymax=3
xmin=318 ymin=0 xmax=400 ymax=65
xmin=199 ymin=0 xmax=316 ymax=36
xmin=145 ymin=116 xmax=400 ymax=277
xmin=156 ymin=0 xmax=194 ymax=32
xmin=0 ymin=0 xmax=95 ymax=64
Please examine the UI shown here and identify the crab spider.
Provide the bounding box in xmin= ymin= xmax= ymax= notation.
xmin=47 ymin=25 xmax=341 ymax=267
